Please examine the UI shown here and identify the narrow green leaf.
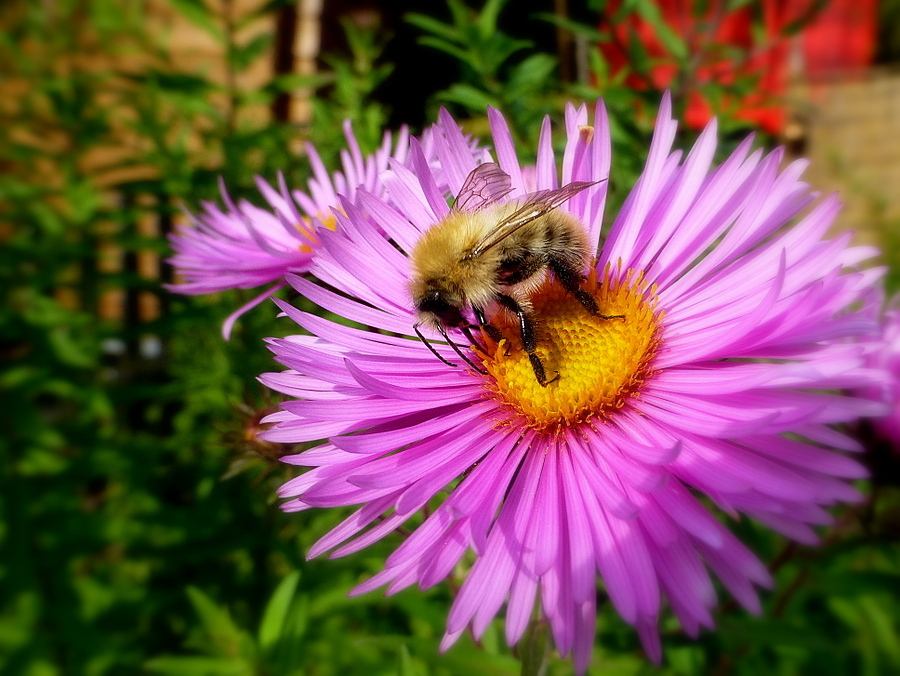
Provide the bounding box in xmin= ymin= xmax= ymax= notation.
xmin=144 ymin=656 xmax=252 ymax=675
xmin=185 ymin=587 xmax=244 ymax=656
xmin=446 ymin=0 xmax=472 ymax=29
xmin=507 ymin=54 xmax=557 ymax=97
xmin=416 ymin=37 xmax=474 ymax=67
xmin=477 ymin=0 xmax=507 ymax=38
xmin=270 ymin=72 xmax=334 ymax=93
xmin=820 ymin=571 xmax=900 ymax=597
xmin=632 ymin=0 xmax=688 ymax=61
xmin=859 ymin=596 xmax=900 ymax=664
xmin=405 ymin=13 xmax=460 ymax=43
xmin=718 ymin=617 xmax=833 ymax=650
xmin=438 ymin=83 xmax=497 ymax=112
xmin=520 ymin=621 xmax=550 ymax=676
xmin=164 ymin=0 xmax=224 ymax=41
xmin=535 ymin=13 xmax=607 ymax=42
xmin=258 ymin=571 xmax=300 ymax=652
xmin=356 ymin=635 xmax=518 ymax=675
xmin=230 ymin=33 xmax=272 ymax=71
xmin=397 ymin=643 xmax=416 ymax=676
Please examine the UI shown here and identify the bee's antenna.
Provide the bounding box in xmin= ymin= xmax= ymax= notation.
xmin=414 ymin=323 xmax=457 ymax=369
xmin=414 ymin=323 xmax=487 ymax=375
xmin=436 ymin=323 xmax=488 ymax=375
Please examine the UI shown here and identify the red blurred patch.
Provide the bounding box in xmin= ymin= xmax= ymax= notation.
xmin=599 ymin=0 xmax=876 ymax=134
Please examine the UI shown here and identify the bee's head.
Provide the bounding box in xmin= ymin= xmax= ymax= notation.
xmin=413 ymin=285 xmax=466 ymax=327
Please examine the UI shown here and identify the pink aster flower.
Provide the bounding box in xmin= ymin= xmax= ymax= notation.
xmin=167 ymin=121 xmax=441 ymax=338
xmin=867 ymin=297 xmax=900 ymax=447
xmin=258 ymin=97 xmax=886 ymax=671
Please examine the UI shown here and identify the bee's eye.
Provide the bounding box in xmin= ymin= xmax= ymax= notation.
xmin=417 ymin=291 xmax=464 ymax=326
xmin=417 ymin=291 xmax=451 ymax=314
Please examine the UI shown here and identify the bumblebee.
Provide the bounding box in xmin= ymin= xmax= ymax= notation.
xmin=409 ymin=162 xmax=619 ymax=385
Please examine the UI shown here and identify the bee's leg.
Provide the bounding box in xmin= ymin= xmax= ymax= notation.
xmin=472 ymin=306 xmax=503 ymax=343
xmin=460 ymin=324 xmax=481 ymax=348
xmin=472 ymin=306 xmax=510 ymax=356
xmin=460 ymin=325 xmax=494 ymax=360
xmin=496 ymin=293 xmax=558 ymax=386
xmin=549 ymin=257 xmax=624 ymax=320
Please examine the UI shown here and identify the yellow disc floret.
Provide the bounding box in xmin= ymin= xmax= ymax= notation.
xmin=482 ymin=267 xmax=661 ymax=433
xmin=297 ymin=212 xmax=339 ymax=253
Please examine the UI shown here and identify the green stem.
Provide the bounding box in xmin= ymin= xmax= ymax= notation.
xmin=520 ymin=619 xmax=551 ymax=676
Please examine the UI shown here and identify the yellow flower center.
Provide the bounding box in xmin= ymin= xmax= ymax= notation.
xmin=297 ymin=212 xmax=339 ymax=253
xmin=482 ymin=268 xmax=661 ymax=433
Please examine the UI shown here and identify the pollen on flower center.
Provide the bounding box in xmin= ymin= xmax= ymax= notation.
xmin=482 ymin=268 xmax=661 ymax=431
xmin=297 ymin=212 xmax=339 ymax=253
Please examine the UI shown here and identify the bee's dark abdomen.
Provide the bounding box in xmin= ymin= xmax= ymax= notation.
xmin=498 ymin=249 xmax=543 ymax=284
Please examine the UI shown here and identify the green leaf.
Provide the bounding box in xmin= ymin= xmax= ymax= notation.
xmin=506 ymin=54 xmax=557 ymax=98
xmin=141 ymin=70 xmax=215 ymax=94
xmin=230 ymin=33 xmax=272 ymax=71
xmin=258 ymin=571 xmax=300 ymax=652
xmin=144 ymin=656 xmax=252 ymax=675
xmin=438 ymin=83 xmax=497 ymax=112
xmin=397 ymin=643 xmax=417 ymax=676
xmin=164 ymin=0 xmax=224 ymax=41
xmin=862 ymin=596 xmax=900 ymax=665
xmin=781 ymin=0 xmax=829 ymax=36
xmin=356 ymin=636 xmax=518 ymax=675
xmin=717 ymin=617 xmax=834 ymax=651
xmin=519 ymin=621 xmax=550 ymax=676
xmin=416 ymin=36 xmax=473 ymax=67
xmin=446 ymin=0 xmax=472 ymax=29
xmin=269 ymin=72 xmax=334 ymax=93
xmin=535 ymin=12 xmax=607 ymax=43
xmin=819 ymin=571 xmax=900 ymax=597
xmin=632 ymin=0 xmax=688 ymax=61
xmin=185 ymin=587 xmax=252 ymax=659
xmin=476 ymin=0 xmax=507 ymax=38
xmin=404 ymin=13 xmax=459 ymax=43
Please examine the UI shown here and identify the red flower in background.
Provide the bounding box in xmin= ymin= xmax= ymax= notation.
xmin=802 ymin=0 xmax=878 ymax=80
xmin=600 ymin=0 xmax=877 ymax=135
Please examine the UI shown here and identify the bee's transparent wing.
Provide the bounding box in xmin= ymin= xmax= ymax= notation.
xmin=471 ymin=180 xmax=598 ymax=256
xmin=453 ymin=162 xmax=514 ymax=213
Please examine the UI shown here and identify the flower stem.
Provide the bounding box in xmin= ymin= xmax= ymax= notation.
xmin=520 ymin=619 xmax=551 ymax=676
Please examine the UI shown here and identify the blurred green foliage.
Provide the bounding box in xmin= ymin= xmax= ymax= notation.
xmin=1 ymin=1 xmax=898 ymax=675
